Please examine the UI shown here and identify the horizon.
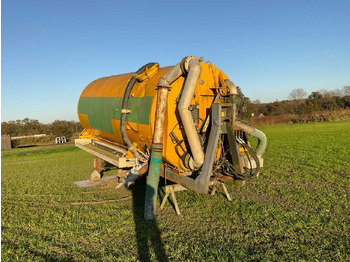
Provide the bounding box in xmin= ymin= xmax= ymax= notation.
xmin=2 ymin=86 xmax=349 ymax=124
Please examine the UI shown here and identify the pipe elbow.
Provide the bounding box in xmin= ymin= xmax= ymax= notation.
xmin=234 ymin=121 xmax=267 ymax=156
xmin=253 ymin=129 xmax=267 ymax=156
xmin=181 ymin=56 xmax=203 ymax=74
xmin=187 ymin=58 xmax=202 ymax=73
xmin=158 ymin=77 xmax=170 ymax=88
xmin=224 ymin=79 xmax=238 ymax=95
xmin=188 ymin=154 xmax=204 ymax=170
xmin=157 ymin=63 xmax=182 ymax=88
xmin=177 ymin=56 xmax=204 ymax=170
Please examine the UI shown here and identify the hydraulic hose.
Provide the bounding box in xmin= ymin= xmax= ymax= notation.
xmin=121 ymin=63 xmax=157 ymax=159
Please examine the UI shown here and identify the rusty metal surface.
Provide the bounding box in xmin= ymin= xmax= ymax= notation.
xmin=1 ymin=135 xmax=12 ymax=150
xmin=152 ymin=86 xmax=169 ymax=145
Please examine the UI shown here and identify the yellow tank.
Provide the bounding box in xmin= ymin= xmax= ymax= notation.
xmin=76 ymin=56 xmax=267 ymax=219
xmin=78 ymin=61 xmax=231 ymax=171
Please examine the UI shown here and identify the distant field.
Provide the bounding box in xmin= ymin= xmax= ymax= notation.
xmin=2 ymin=121 xmax=350 ymax=261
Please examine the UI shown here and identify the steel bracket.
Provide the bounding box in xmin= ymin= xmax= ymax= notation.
xmin=159 ymin=103 xmax=223 ymax=194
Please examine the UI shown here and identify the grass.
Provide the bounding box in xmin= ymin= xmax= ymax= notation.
xmin=2 ymin=121 xmax=350 ymax=261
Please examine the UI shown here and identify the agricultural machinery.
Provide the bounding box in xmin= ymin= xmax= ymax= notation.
xmin=75 ymin=56 xmax=267 ymax=219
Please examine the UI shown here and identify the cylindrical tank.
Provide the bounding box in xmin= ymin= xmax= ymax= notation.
xmin=77 ymin=57 xmax=267 ymax=220
xmin=78 ymin=61 xmax=231 ymax=171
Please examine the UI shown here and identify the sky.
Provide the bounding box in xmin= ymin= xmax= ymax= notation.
xmin=2 ymin=0 xmax=350 ymax=123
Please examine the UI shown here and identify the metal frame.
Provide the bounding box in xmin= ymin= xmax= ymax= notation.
xmin=75 ymin=139 xmax=136 ymax=168
xmin=159 ymin=103 xmax=222 ymax=194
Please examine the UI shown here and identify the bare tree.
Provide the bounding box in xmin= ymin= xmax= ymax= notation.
xmin=343 ymin=86 xmax=350 ymax=96
xmin=318 ymin=89 xmax=329 ymax=96
xmin=288 ymin=88 xmax=307 ymax=100
xmin=319 ymin=88 xmax=346 ymax=98
xmin=328 ymin=89 xmax=342 ymax=97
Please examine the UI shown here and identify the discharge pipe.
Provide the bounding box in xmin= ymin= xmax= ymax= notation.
xmin=233 ymin=121 xmax=267 ymax=156
xmin=144 ymin=56 xmax=207 ymax=219
xmin=177 ymin=56 xmax=204 ymax=170
xmin=144 ymin=62 xmax=183 ymax=220
xmin=224 ymin=79 xmax=238 ymax=95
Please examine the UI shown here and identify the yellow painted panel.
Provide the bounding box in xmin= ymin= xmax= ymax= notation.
xmin=78 ymin=113 xmax=91 ymax=129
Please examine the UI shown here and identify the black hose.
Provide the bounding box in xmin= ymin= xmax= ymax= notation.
xmin=214 ymin=138 xmax=260 ymax=180
xmin=120 ymin=63 xmax=157 ymax=159
xmin=239 ymin=141 xmax=260 ymax=179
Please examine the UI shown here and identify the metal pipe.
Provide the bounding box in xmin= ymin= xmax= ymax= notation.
xmin=224 ymin=79 xmax=238 ymax=95
xmin=144 ymin=64 xmax=183 ymax=220
xmin=234 ymin=121 xmax=267 ymax=156
xmin=144 ymin=87 xmax=170 ymax=220
xmin=178 ymin=57 xmax=204 ymax=170
xmin=157 ymin=63 xmax=182 ymax=88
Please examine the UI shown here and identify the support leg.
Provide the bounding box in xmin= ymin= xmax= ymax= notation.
xmin=160 ymin=190 xmax=170 ymax=210
xmin=159 ymin=185 xmax=186 ymax=215
xmin=169 ymin=186 xmax=181 ymax=216
xmin=90 ymin=170 xmax=101 ymax=182
xmin=91 ymin=156 xmax=105 ymax=182
xmin=210 ymin=181 xmax=232 ymax=201
xmin=210 ymin=182 xmax=218 ymax=196
xmin=94 ymin=156 xmax=105 ymax=172
xmin=221 ymin=182 xmax=232 ymax=201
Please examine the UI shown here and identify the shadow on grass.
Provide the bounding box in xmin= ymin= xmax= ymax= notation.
xmin=131 ymin=178 xmax=168 ymax=262
xmin=16 ymin=144 xmax=37 ymax=148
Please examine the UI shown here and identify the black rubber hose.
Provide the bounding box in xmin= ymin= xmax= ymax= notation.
xmin=239 ymin=141 xmax=260 ymax=179
xmin=120 ymin=63 xmax=157 ymax=159
xmin=220 ymin=138 xmax=260 ymax=180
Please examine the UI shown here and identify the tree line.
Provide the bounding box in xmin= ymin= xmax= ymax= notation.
xmin=240 ymin=86 xmax=350 ymax=118
xmin=2 ymin=86 xmax=349 ymax=138
xmin=1 ymin=118 xmax=83 ymax=138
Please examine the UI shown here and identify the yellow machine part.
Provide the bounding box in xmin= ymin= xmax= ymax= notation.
xmin=78 ymin=62 xmax=230 ymax=171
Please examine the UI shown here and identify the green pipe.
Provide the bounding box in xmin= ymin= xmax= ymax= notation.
xmin=234 ymin=121 xmax=267 ymax=156
xmin=144 ymin=146 xmax=162 ymax=220
xmin=144 ymin=85 xmax=170 ymax=220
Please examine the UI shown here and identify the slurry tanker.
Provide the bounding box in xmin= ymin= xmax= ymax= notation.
xmin=75 ymin=56 xmax=267 ymax=219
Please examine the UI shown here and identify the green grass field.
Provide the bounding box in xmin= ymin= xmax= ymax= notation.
xmin=2 ymin=121 xmax=350 ymax=261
